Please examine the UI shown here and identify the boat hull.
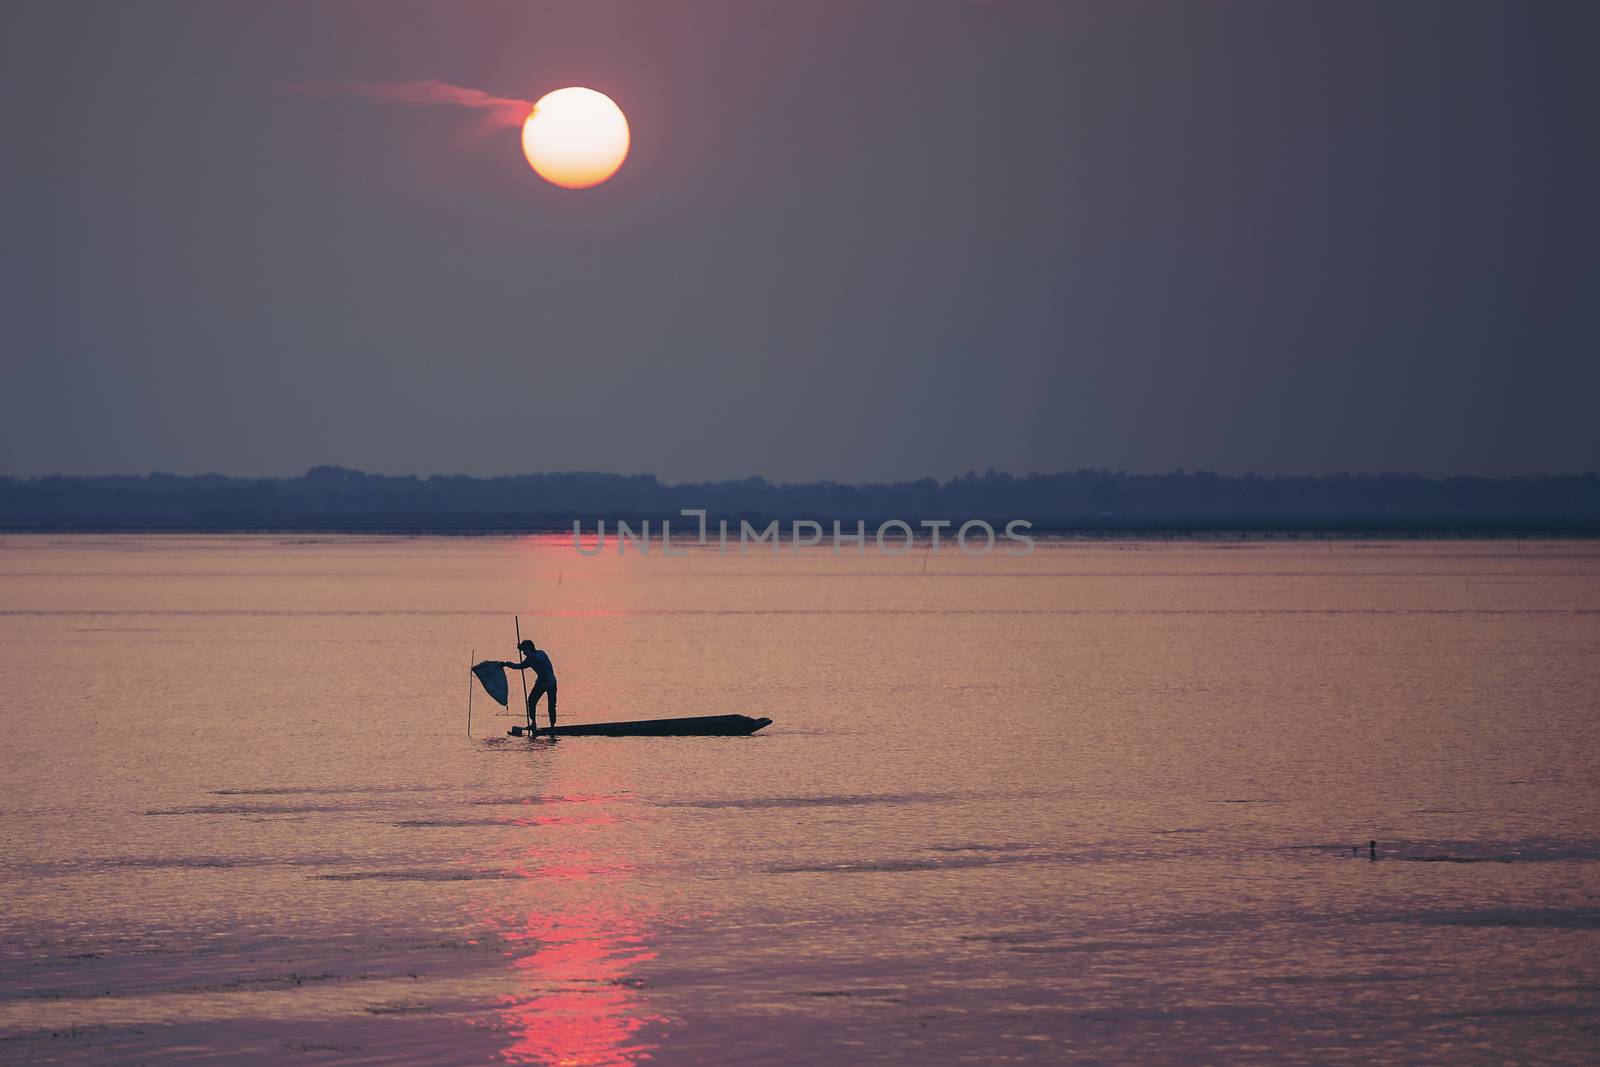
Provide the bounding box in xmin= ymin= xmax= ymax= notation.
xmin=509 ymin=714 xmax=772 ymax=738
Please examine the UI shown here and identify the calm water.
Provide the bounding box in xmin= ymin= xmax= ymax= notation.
xmin=1 ymin=535 xmax=1597 ymax=1065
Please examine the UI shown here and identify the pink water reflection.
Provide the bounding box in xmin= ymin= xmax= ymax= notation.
xmin=480 ymin=822 xmax=665 ymax=1066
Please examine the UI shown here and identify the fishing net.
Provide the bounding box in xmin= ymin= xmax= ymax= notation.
xmin=471 ymin=661 xmax=509 ymax=707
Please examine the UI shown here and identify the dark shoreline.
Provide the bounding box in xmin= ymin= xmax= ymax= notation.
xmin=4 ymin=515 xmax=1598 ymax=538
xmin=6 ymin=468 xmax=1597 ymax=539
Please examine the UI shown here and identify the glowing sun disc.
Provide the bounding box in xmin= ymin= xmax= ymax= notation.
xmin=521 ymin=87 xmax=629 ymax=189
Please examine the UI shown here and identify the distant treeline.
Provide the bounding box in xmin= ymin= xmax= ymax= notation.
xmin=1 ymin=466 xmax=1598 ymax=533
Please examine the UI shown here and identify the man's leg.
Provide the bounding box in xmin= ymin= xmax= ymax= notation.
xmin=526 ymin=683 xmax=544 ymax=733
xmin=547 ymin=685 xmax=557 ymax=731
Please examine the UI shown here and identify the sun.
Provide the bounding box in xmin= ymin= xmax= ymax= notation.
xmin=520 ymin=87 xmax=629 ymax=190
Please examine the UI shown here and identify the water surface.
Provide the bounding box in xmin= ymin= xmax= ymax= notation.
xmin=1 ymin=535 xmax=1597 ymax=1064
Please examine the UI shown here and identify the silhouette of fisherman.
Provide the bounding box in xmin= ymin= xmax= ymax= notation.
xmin=502 ymin=639 xmax=558 ymax=734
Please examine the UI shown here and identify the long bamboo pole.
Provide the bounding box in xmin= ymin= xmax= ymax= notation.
xmin=514 ymin=616 xmax=530 ymax=731
xmin=467 ymin=648 xmax=474 ymax=736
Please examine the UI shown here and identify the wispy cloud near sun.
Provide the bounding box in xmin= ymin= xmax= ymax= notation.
xmin=296 ymin=79 xmax=533 ymax=126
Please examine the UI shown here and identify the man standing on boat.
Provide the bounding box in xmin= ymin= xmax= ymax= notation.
xmin=503 ymin=639 xmax=557 ymax=734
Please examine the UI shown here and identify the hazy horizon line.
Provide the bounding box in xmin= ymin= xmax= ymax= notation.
xmin=6 ymin=464 xmax=1598 ymax=487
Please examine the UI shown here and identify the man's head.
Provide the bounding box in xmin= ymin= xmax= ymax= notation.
xmin=518 ymin=639 xmax=536 ymax=653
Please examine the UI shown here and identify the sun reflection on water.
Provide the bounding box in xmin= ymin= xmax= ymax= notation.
xmin=480 ymin=814 xmax=665 ymax=1067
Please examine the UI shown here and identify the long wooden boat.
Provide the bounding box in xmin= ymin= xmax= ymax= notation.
xmin=509 ymin=714 xmax=773 ymax=738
